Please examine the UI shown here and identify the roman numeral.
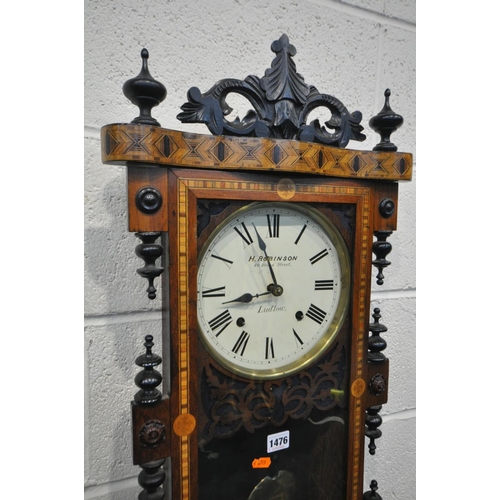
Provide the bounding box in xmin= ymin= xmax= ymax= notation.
xmin=310 ymin=249 xmax=328 ymax=265
xmin=293 ymin=329 xmax=304 ymax=346
xmin=315 ymin=280 xmax=334 ymax=290
xmin=306 ymin=304 xmax=327 ymax=325
xmin=234 ymin=222 xmax=253 ymax=246
xmin=267 ymin=214 xmax=280 ymax=238
xmin=211 ymin=254 xmax=233 ymax=265
xmin=232 ymin=331 xmax=250 ymax=356
xmin=294 ymin=224 xmax=307 ymax=245
xmin=201 ymin=286 xmax=226 ymax=298
xmin=208 ymin=310 xmax=232 ymax=336
xmin=265 ymin=337 xmax=275 ymax=359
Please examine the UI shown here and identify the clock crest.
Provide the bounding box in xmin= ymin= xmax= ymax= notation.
xmin=177 ymin=33 xmax=366 ymax=147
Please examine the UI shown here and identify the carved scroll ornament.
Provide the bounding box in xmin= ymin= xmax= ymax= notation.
xmin=177 ymin=34 xmax=366 ymax=148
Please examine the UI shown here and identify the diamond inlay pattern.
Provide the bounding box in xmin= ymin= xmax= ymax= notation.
xmin=101 ymin=124 xmax=413 ymax=181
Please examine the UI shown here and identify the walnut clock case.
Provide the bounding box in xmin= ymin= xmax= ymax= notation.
xmin=101 ymin=35 xmax=412 ymax=500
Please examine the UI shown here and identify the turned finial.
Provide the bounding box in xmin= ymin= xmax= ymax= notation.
xmin=122 ymin=48 xmax=167 ymax=126
xmin=363 ymin=480 xmax=383 ymax=500
xmin=134 ymin=335 xmax=163 ymax=404
xmin=368 ymin=308 xmax=388 ymax=362
xmin=369 ymin=89 xmax=403 ymax=151
xmin=135 ymin=232 xmax=164 ymax=300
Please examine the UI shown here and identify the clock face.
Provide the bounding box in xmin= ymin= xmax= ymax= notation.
xmin=197 ymin=202 xmax=350 ymax=379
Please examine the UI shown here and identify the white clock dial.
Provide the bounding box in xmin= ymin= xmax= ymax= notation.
xmin=197 ymin=202 xmax=350 ymax=380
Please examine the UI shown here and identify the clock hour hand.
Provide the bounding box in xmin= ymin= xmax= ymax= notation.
xmin=222 ymin=291 xmax=272 ymax=304
xmin=252 ymin=223 xmax=283 ymax=297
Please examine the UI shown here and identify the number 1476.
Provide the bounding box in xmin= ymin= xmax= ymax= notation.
xmin=267 ymin=430 xmax=290 ymax=453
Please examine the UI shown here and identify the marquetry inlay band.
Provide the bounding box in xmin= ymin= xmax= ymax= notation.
xmin=101 ymin=124 xmax=413 ymax=181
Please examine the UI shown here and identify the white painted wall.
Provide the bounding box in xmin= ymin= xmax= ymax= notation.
xmin=84 ymin=0 xmax=415 ymax=498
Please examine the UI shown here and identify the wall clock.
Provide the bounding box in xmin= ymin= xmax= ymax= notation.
xmin=101 ymin=34 xmax=412 ymax=500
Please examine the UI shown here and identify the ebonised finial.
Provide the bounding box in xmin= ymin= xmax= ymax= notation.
xmin=372 ymin=230 xmax=393 ymax=285
xmin=134 ymin=335 xmax=163 ymax=404
xmin=363 ymin=480 xmax=383 ymax=500
xmin=369 ymin=89 xmax=403 ymax=151
xmin=135 ymin=232 xmax=164 ymax=300
xmin=132 ymin=335 xmax=167 ymax=499
xmin=365 ymin=405 xmax=383 ymax=455
xmin=368 ymin=308 xmax=388 ymax=362
xmin=123 ymin=48 xmax=167 ymax=126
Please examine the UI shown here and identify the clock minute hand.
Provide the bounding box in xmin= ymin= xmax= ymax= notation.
xmin=222 ymin=291 xmax=272 ymax=304
xmin=252 ymin=223 xmax=279 ymax=288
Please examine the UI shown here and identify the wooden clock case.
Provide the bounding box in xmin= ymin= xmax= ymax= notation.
xmin=101 ymin=35 xmax=412 ymax=500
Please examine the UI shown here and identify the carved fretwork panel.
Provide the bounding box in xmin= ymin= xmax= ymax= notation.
xmin=198 ymin=334 xmax=348 ymax=444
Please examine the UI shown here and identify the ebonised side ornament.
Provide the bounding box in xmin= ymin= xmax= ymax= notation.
xmin=372 ymin=230 xmax=393 ymax=286
xmin=134 ymin=335 xmax=166 ymax=500
xmin=367 ymin=308 xmax=388 ymax=364
xmin=378 ymin=198 xmax=395 ymax=219
xmin=363 ymin=480 xmax=383 ymax=500
xmin=135 ymin=232 xmax=164 ymax=300
xmin=365 ymin=308 xmax=388 ymax=456
xmin=363 ymin=307 xmax=390 ymax=500
xmin=122 ymin=50 xmax=167 ymax=300
xmin=136 ymin=187 xmax=163 ymax=215
xmin=134 ymin=335 xmax=163 ymax=405
xmin=365 ymin=404 xmax=383 ymax=456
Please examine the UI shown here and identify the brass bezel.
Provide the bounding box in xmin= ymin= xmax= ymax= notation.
xmin=197 ymin=201 xmax=351 ymax=380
